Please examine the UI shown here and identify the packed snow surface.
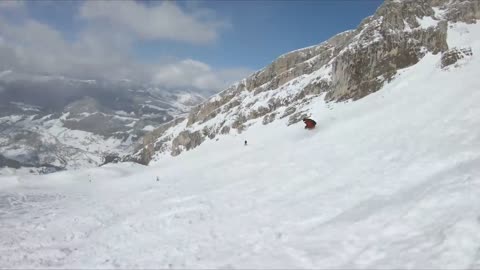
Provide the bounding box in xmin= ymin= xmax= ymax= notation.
xmin=1 ymin=23 xmax=480 ymax=268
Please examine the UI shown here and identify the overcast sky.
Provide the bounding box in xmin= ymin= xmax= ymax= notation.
xmin=0 ymin=0 xmax=382 ymax=94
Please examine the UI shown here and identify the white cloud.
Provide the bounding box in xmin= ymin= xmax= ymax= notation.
xmin=0 ymin=0 xmax=25 ymax=11
xmin=79 ymin=1 xmax=227 ymax=44
xmin=0 ymin=1 xmax=250 ymax=94
xmin=152 ymin=59 xmax=253 ymax=94
xmin=0 ymin=17 xmax=138 ymax=80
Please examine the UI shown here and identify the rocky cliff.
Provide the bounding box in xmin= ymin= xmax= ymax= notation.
xmin=130 ymin=0 xmax=479 ymax=165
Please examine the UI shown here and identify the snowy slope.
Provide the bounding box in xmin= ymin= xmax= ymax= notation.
xmin=1 ymin=22 xmax=480 ymax=268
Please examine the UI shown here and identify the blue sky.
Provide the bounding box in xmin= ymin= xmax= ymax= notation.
xmin=152 ymin=0 xmax=383 ymax=69
xmin=0 ymin=0 xmax=383 ymax=93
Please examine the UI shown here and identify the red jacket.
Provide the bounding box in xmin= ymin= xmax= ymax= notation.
xmin=303 ymin=118 xmax=316 ymax=129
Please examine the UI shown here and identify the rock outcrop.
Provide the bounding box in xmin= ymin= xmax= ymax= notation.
xmin=441 ymin=47 xmax=473 ymax=68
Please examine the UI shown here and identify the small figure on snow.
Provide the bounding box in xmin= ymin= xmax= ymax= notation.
xmin=244 ymin=140 xmax=248 ymax=146
xmin=156 ymin=176 xmax=160 ymax=182
xmin=303 ymin=118 xmax=316 ymax=129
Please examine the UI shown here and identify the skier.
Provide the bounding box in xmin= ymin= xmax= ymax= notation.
xmin=245 ymin=140 xmax=248 ymax=146
xmin=303 ymin=118 xmax=316 ymax=129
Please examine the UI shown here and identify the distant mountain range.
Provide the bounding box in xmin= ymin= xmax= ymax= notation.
xmin=0 ymin=73 xmax=205 ymax=171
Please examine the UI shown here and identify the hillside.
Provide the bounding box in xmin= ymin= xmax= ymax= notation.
xmin=130 ymin=0 xmax=479 ymax=164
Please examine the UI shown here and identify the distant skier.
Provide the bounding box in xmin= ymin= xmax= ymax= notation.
xmin=303 ymin=118 xmax=316 ymax=129
xmin=244 ymin=140 xmax=248 ymax=146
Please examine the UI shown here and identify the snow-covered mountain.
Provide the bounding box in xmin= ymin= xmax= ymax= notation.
xmin=130 ymin=0 xmax=479 ymax=165
xmin=0 ymin=75 xmax=204 ymax=171
xmin=2 ymin=3 xmax=480 ymax=267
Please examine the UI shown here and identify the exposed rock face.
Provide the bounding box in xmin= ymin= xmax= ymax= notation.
xmin=262 ymin=113 xmax=277 ymax=125
xmin=220 ymin=125 xmax=231 ymax=134
xmin=133 ymin=0 xmax=480 ymax=163
xmin=124 ymin=117 xmax=186 ymax=165
xmin=441 ymin=47 xmax=473 ymax=68
xmin=288 ymin=111 xmax=310 ymax=126
xmin=326 ymin=20 xmax=448 ymax=101
xmin=171 ymin=131 xmax=205 ymax=156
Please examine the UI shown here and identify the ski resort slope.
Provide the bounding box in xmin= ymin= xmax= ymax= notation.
xmin=1 ymin=23 xmax=480 ymax=269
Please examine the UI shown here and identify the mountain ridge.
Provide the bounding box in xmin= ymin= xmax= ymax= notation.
xmin=130 ymin=0 xmax=479 ymax=164
xmin=0 ymin=76 xmax=205 ymax=171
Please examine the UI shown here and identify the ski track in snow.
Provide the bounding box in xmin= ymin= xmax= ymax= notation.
xmin=1 ymin=22 xmax=480 ymax=268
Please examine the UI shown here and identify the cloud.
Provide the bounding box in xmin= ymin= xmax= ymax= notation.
xmin=0 ymin=0 xmax=25 ymax=11
xmin=152 ymin=59 xmax=253 ymax=94
xmin=0 ymin=17 xmax=138 ymax=80
xmin=79 ymin=1 xmax=227 ymax=44
xmin=0 ymin=1 xmax=249 ymax=95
